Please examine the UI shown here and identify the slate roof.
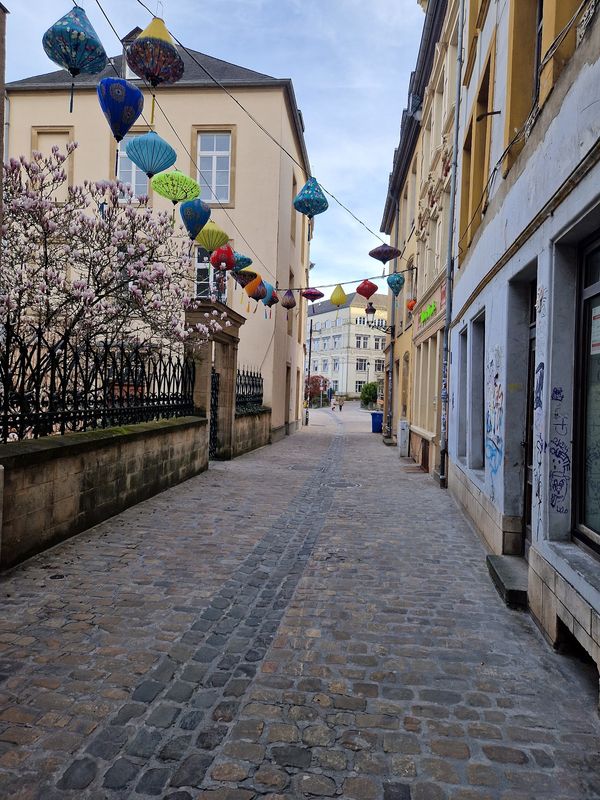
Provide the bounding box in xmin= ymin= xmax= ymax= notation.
xmin=7 ymin=49 xmax=279 ymax=90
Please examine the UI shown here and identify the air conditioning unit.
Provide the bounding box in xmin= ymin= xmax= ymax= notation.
xmin=398 ymin=420 xmax=409 ymax=457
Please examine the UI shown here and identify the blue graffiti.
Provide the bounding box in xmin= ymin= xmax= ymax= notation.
xmin=551 ymin=386 xmax=564 ymax=402
xmin=534 ymin=362 xmax=545 ymax=411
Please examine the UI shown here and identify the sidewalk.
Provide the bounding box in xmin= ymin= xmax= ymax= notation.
xmin=0 ymin=407 xmax=598 ymax=799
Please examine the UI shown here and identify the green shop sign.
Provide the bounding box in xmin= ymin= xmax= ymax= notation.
xmin=420 ymin=301 xmax=437 ymax=324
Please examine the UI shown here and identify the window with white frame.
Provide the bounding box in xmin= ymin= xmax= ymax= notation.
xmin=356 ymin=358 xmax=368 ymax=372
xmin=312 ymin=360 xmax=318 ymax=372
xmin=198 ymin=132 xmax=231 ymax=203
xmin=375 ymin=358 xmax=385 ymax=372
xmin=355 ymin=380 xmax=365 ymax=393
xmin=313 ymin=339 xmax=320 ymax=351
xmin=332 ymin=358 xmax=339 ymax=372
xmin=336 ymin=317 xmax=343 ymax=327
xmin=322 ymin=358 xmax=329 ymax=372
xmin=195 ymin=248 xmax=226 ymax=303
xmin=355 ymin=316 xmax=366 ymax=325
xmin=322 ymin=337 xmax=330 ymax=351
xmin=325 ymin=319 xmax=332 ymax=328
xmin=356 ymin=335 xmax=369 ymax=349
xmin=118 ymin=134 xmax=149 ymax=199
xmin=332 ymin=380 xmax=339 ymax=392
xmin=333 ymin=335 xmax=341 ymax=349
xmin=315 ymin=321 xmax=321 ymax=331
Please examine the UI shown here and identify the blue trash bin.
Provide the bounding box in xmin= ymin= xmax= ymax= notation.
xmin=371 ymin=411 xmax=383 ymax=433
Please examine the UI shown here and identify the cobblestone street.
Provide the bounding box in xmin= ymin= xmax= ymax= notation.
xmin=0 ymin=404 xmax=599 ymax=799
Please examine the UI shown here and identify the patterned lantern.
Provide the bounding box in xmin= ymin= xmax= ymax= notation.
xmin=43 ymin=6 xmax=107 ymax=111
xmin=125 ymin=131 xmax=176 ymax=178
xmin=97 ymin=78 xmax=144 ymax=143
xmin=232 ymin=267 xmax=258 ymax=288
xmin=387 ymin=273 xmax=405 ymax=297
xmin=301 ymin=288 xmax=324 ymax=303
xmin=126 ymin=17 xmax=184 ymax=123
xmin=180 ymin=198 xmax=211 ymax=240
xmin=151 ymin=170 xmax=200 ymax=205
xmin=196 ymin=220 xmax=229 ymax=252
xmin=234 ymin=252 xmax=253 ymax=271
xmin=264 ymin=289 xmax=279 ymax=308
xmin=356 ymin=279 xmax=377 ymax=300
xmin=245 ymin=276 xmax=267 ymax=302
xmin=281 ymin=289 xmax=296 ymax=310
xmin=407 ymin=298 xmax=417 ymax=312
xmin=293 ymin=177 xmax=329 ymax=219
xmin=210 ymin=244 xmax=236 ymax=271
xmin=369 ymin=244 xmax=402 ymax=265
xmin=330 ymin=284 xmax=347 ymax=307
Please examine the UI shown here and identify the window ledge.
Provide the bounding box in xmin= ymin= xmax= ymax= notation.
xmin=534 ymin=541 xmax=600 ymax=611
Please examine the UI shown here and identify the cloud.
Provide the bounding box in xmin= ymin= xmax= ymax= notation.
xmin=6 ymin=0 xmax=424 ymax=295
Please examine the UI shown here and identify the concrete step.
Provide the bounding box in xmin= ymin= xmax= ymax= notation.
xmin=486 ymin=554 xmax=528 ymax=610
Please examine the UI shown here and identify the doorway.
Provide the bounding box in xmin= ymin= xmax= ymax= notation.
xmin=523 ymin=280 xmax=537 ymax=558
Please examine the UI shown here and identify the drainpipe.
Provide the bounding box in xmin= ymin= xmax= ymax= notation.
xmin=439 ymin=0 xmax=465 ymax=487
xmin=385 ymin=199 xmax=401 ymax=439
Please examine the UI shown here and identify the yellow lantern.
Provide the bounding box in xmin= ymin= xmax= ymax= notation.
xmin=330 ymin=284 xmax=347 ymax=307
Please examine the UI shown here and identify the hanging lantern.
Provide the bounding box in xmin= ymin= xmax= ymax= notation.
xmin=356 ymin=279 xmax=378 ymax=300
xmin=245 ymin=276 xmax=267 ymax=302
xmin=126 ymin=17 xmax=184 ymax=123
xmin=232 ymin=267 xmax=258 ymax=288
xmin=210 ymin=244 xmax=236 ymax=271
xmin=151 ymin=170 xmax=200 ymax=205
xmin=264 ymin=289 xmax=279 ymax=308
xmin=387 ymin=273 xmax=405 ymax=297
xmin=43 ymin=6 xmax=107 ymax=112
xmin=301 ymin=288 xmax=324 ymax=303
xmin=330 ymin=284 xmax=347 ymax=308
xmin=180 ymin=198 xmax=211 ymax=240
xmin=281 ymin=289 xmax=296 ymax=310
xmin=97 ymin=77 xmax=144 ymax=143
xmin=125 ymin=131 xmax=176 ymax=178
xmin=234 ymin=252 xmax=253 ymax=271
xmin=369 ymin=244 xmax=402 ymax=265
xmin=293 ymin=177 xmax=328 ymax=219
xmin=196 ymin=220 xmax=229 ymax=252
xmin=407 ymin=298 xmax=417 ymax=312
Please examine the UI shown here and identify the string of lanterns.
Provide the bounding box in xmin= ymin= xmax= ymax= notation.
xmin=41 ymin=5 xmax=418 ymax=318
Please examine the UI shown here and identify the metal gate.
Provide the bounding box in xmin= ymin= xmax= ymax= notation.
xmin=210 ymin=368 xmax=219 ymax=459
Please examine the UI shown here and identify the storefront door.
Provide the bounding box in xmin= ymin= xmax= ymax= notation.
xmin=523 ymin=281 xmax=537 ymax=558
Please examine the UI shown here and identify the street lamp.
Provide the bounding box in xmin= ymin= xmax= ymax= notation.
xmin=365 ymin=301 xmax=395 ymax=335
xmin=366 ymin=361 xmax=371 ymax=385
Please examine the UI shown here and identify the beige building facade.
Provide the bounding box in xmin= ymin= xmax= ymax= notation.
xmin=6 ymin=35 xmax=310 ymax=439
xmin=307 ymin=293 xmax=388 ymax=400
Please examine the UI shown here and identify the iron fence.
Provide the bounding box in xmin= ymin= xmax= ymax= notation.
xmin=235 ymin=367 xmax=264 ymax=413
xmin=0 ymin=323 xmax=195 ymax=443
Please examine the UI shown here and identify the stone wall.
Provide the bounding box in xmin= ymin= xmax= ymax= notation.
xmin=0 ymin=417 xmax=208 ymax=569
xmin=233 ymin=409 xmax=271 ymax=458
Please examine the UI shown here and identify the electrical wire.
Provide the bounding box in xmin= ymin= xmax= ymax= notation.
xmin=131 ymin=0 xmax=388 ymax=246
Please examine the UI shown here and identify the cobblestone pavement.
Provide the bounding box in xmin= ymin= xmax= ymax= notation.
xmin=0 ymin=404 xmax=599 ymax=799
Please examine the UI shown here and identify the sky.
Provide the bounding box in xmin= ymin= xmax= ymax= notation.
xmin=5 ymin=0 xmax=425 ymax=295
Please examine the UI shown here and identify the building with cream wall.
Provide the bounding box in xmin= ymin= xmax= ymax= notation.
xmin=448 ymin=1 xmax=600 ymax=680
xmin=306 ymin=293 xmax=388 ymax=400
xmin=5 ymin=32 xmax=311 ymax=440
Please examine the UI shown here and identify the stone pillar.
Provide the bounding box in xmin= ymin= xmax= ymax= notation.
xmin=190 ymin=342 xmax=212 ymax=417
xmin=213 ymin=336 xmax=239 ymax=460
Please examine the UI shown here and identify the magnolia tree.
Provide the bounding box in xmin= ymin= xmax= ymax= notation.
xmin=0 ymin=144 xmax=223 ymax=348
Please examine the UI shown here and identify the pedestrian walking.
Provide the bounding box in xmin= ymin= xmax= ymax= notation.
xmin=338 ymin=398 xmax=344 ymax=412
xmin=331 ymin=398 xmax=336 ymax=411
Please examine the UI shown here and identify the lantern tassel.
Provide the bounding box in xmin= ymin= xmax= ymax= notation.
xmin=246 ymin=302 xmax=250 ymax=313
xmin=253 ymin=303 xmax=258 ymax=314
xmin=264 ymin=307 xmax=268 ymax=320
xmin=150 ymin=94 xmax=156 ymax=126
xmin=114 ymin=147 xmax=119 ymax=180
xmin=69 ymin=81 xmax=75 ymax=113
xmin=270 ymin=308 xmax=272 ymax=319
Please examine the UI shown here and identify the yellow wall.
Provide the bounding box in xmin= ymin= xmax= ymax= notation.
xmin=6 ymin=82 xmax=309 ymax=433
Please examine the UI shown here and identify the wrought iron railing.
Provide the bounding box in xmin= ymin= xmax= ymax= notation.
xmin=235 ymin=368 xmax=264 ymax=413
xmin=0 ymin=323 xmax=195 ymax=443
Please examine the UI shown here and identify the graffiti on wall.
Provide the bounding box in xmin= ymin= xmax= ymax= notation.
xmin=549 ymin=385 xmax=571 ymax=515
xmin=485 ymin=349 xmax=504 ymax=500
xmin=536 ymin=285 xmax=547 ymax=319
xmin=534 ymin=362 xmax=545 ymax=412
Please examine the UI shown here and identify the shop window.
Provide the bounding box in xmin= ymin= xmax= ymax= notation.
xmin=575 ymin=241 xmax=600 ymax=553
xmin=469 ymin=313 xmax=486 ymax=470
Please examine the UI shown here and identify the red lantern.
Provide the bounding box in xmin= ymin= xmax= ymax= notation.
xmin=210 ymin=244 xmax=236 ymax=271
xmin=407 ymin=298 xmax=417 ymax=312
xmin=356 ymin=279 xmax=377 ymax=300
xmin=301 ymin=288 xmax=324 ymax=303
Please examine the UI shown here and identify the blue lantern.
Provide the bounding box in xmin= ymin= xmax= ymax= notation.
xmin=97 ymin=78 xmax=144 ymax=144
xmin=293 ymin=177 xmax=329 ymax=219
xmin=43 ymin=6 xmax=108 ymax=112
xmin=234 ymin=252 xmax=253 ymax=272
xmin=387 ymin=273 xmax=405 ymax=297
xmin=180 ymin=198 xmax=211 ymax=240
xmin=125 ymin=131 xmax=176 ymax=178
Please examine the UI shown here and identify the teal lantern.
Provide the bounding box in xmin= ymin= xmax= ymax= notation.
xmin=234 ymin=252 xmax=253 ymax=271
xmin=293 ymin=177 xmax=328 ymax=219
xmin=43 ymin=6 xmax=108 ymax=112
xmin=125 ymin=131 xmax=176 ymax=178
xmin=387 ymin=273 xmax=405 ymax=297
